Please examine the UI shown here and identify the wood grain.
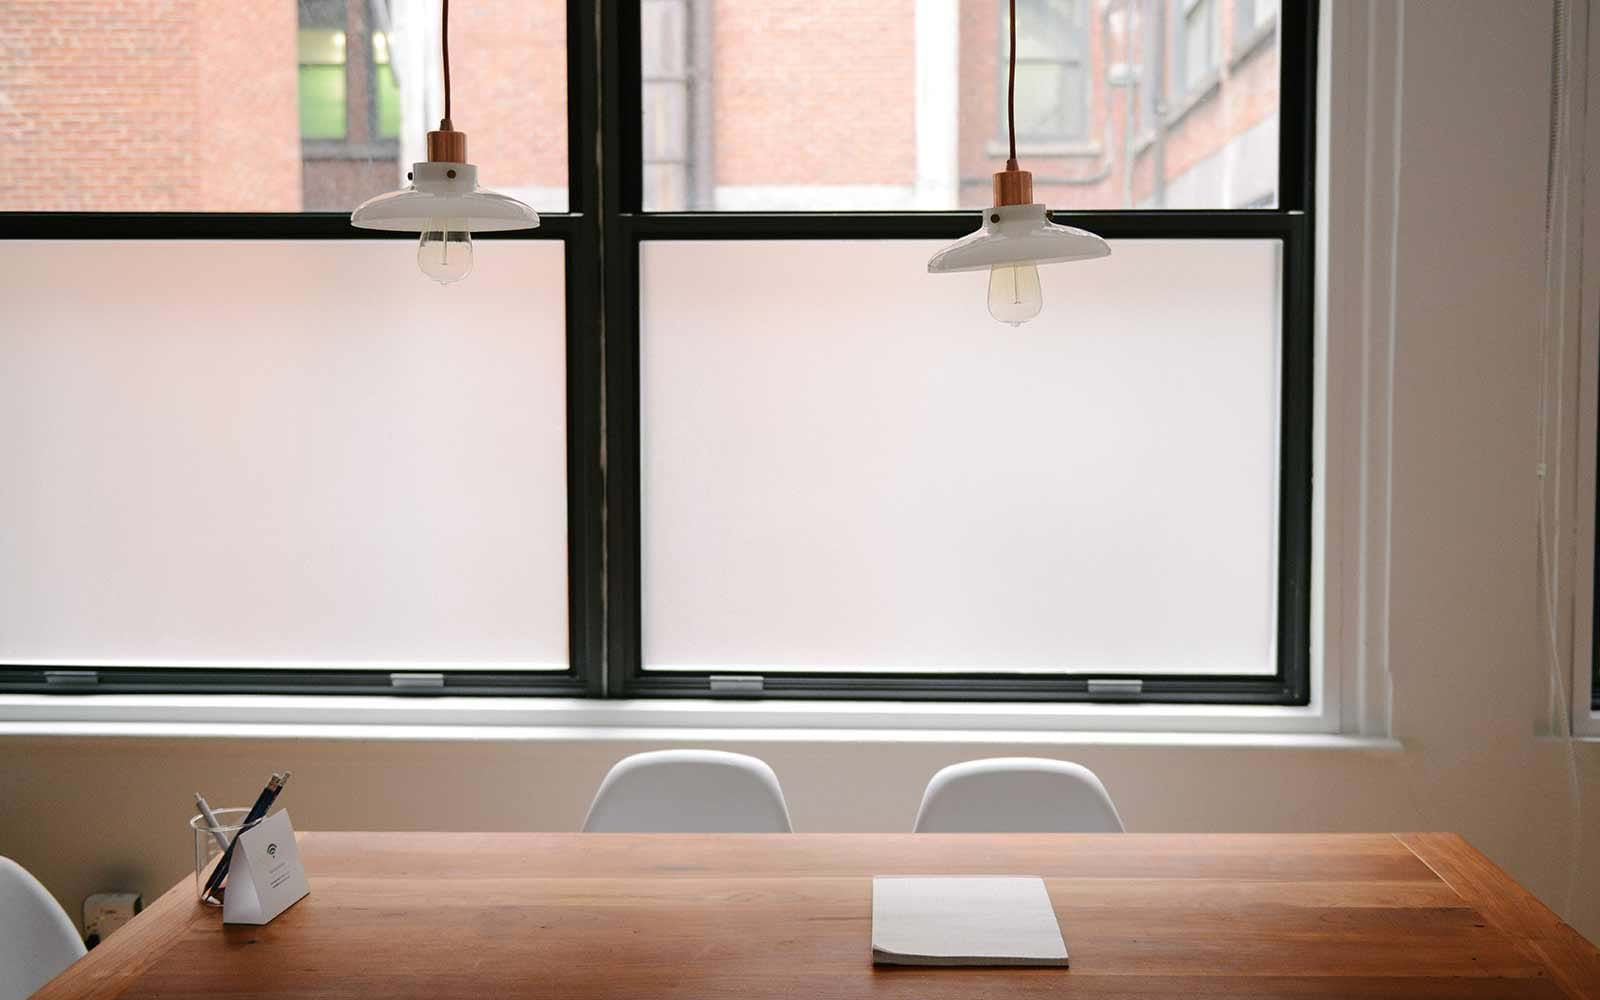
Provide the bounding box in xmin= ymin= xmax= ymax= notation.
xmin=1398 ymin=833 xmax=1600 ymax=1000
xmin=33 ymin=833 xmax=1599 ymax=1000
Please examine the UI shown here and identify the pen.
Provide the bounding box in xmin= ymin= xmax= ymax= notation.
xmin=201 ymin=772 xmax=287 ymax=901
xmin=263 ymin=771 xmax=291 ymax=812
xmin=194 ymin=793 xmax=231 ymax=853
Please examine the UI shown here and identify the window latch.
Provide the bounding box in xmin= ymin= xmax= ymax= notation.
xmin=710 ymin=675 xmax=764 ymax=696
xmin=1087 ymin=678 xmax=1143 ymax=696
xmin=44 ymin=669 xmax=99 ymax=687
xmin=389 ymin=672 xmax=446 ymax=690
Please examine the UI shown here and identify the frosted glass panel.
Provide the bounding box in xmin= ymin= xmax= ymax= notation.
xmin=641 ymin=239 xmax=1280 ymax=675
xmin=0 ymin=241 xmax=568 ymax=669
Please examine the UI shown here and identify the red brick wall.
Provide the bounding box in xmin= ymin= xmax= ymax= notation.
xmin=960 ymin=0 xmax=1280 ymax=210
xmin=0 ymin=0 xmax=1276 ymax=212
xmin=453 ymin=0 xmax=567 ymax=198
xmin=958 ymin=0 xmax=1130 ymax=210
xmin=1151 ymin=23 xmax=1278 ymax=192
xmin=0 ymin=0 xmax=300 ymax=211
xmin=195 ymin=1 xmax=301 ymax=211
xmin=714 ymin=0 xmax=917 ymax=188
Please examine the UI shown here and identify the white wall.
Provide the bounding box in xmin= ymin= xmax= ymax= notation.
xmin=3 ymin=0 xmax=1599 ymax=945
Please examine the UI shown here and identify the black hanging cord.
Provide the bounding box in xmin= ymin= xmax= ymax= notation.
xmin=1004 ymin=0 xmax=1017 ymax=164
xmin=442 ymin=0 xmax=452 ymax=123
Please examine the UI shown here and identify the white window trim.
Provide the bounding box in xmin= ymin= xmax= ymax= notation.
xmin=914 ymin=0 xmax=960 ymax=208
xmin=0 ymin=694 xmax=1401 ymax=748
xmin=0 ymin=3 xmax=1406 ymax=744
xmin=1318 ymin=0 xmax=1402 ymax=741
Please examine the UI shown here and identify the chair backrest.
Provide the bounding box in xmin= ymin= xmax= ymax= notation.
xmin=0 ymin=857 xmax=86 ymax=1000
xmin=913 ymin=758 xmax=1125 ymax=833
xmin=582 ymin=750 xmax=794 ymax=833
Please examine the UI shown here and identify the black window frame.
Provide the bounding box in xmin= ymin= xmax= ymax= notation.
xmin=0 ymin=0 xmax=603 ymax=700
xmin=604 ymin=0 xmax=1316 ymax=705
xmin=0 ymin=0 xmax=1316 ymax=707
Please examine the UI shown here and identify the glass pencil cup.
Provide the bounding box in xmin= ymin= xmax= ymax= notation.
xmin=190 ymin=808 xmax=256 ymax=905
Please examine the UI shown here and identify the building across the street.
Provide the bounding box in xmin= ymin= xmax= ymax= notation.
xmin=0 ymin=0 xmax=1280 ymax=214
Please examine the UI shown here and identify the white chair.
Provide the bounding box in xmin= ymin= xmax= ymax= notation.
xmin=0 ymin=857 xmax=85 ymax=1000
xmin=582 ymin=750 xmax=794 ymax=833
xmin=913 ymin=758 xmax=1125 ymax=833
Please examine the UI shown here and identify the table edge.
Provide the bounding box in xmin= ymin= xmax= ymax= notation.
xmin=1394 ymin=833 xmax=1600 ymax=999
xmin=30 ymin=873 xmax=202 ymax=1000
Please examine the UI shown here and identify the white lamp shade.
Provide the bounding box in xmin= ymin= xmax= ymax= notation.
xmin=927 ymin=203 xmax=1109 ymax=273
xmin=350 ymin=162 xmax=539 ymax=233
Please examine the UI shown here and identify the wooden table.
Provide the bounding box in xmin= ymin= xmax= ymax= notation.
xmin=36 ymin=833 xmax=1600 ymax=999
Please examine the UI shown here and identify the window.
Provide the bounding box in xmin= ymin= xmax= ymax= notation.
xmin=294 ymin=0 xmax=444 ymax=211
xmin=0 ymin=241 xmax=571 ymax=680
xmin=1236 ymin=0 xmax=1280 ymax=46
xmin=298 ymin=25 xmax=349 ymax=140
xmin=1179 ymin=0 xmax=1219 ymax=94
xmin=639 ymin=239 xmax=1282 ymax=683
xmin=0 ymin=0 xmax=1318 ymax=705
xmin=617 ymin=0 xmax=1316 ymax=704
xmin=1002 ymin=0 xmax=1091 ymax=146
xmin=0 ymin=0 xmax=589 ymax=696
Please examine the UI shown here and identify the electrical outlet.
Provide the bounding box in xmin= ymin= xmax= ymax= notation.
xmin=83 ymin=892 xmax=142 ymax=949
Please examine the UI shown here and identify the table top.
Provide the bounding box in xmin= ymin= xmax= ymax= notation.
xmin=36 ymin=832 xmax=1600 ymax=1000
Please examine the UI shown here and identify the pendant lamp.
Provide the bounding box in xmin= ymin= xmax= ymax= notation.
xmin=350 ymin=0 xmax=538 ymax=283
xmin=928 ymin=0 xmax=1109 ymax=325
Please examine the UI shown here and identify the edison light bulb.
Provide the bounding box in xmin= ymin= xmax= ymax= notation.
xmin=987 ymin=262 xmax=1043 ymax=326
xmin=418 ymin=218 xmax=473 ymax=284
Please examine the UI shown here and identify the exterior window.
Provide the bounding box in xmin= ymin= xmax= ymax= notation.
xmin=1180 ymin=0 xmax=1219 ymax=93
xmin=1003 ymin=0 xmax=1091 ymax=145
xmin=1235 ymin=0 xmax=1279 ymax=45
xmin=0 ymin=243 xmax=572 ymax=681
xmin=296 ymin=0 xmax=407 ymax=210
xmin=298 ymin=27 xmax=349 ymax=140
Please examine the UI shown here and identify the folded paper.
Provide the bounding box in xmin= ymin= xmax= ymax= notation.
xmin=222 ymin=810 xmax=310 ymax=925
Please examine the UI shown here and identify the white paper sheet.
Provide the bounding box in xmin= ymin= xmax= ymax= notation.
xmin=871 ymin=876 xmax=1069 ymax=967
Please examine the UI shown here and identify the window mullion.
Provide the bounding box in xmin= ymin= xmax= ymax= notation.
xmin=601 ymin=0 xmax=646 ymax=698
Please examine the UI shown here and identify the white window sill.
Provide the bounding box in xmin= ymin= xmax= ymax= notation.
xmin=0 ymin=695 xmax=1401 ymax=750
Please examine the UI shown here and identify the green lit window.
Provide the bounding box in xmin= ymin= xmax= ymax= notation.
xmin=298 ymin=28 xmax=348 ymax=140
